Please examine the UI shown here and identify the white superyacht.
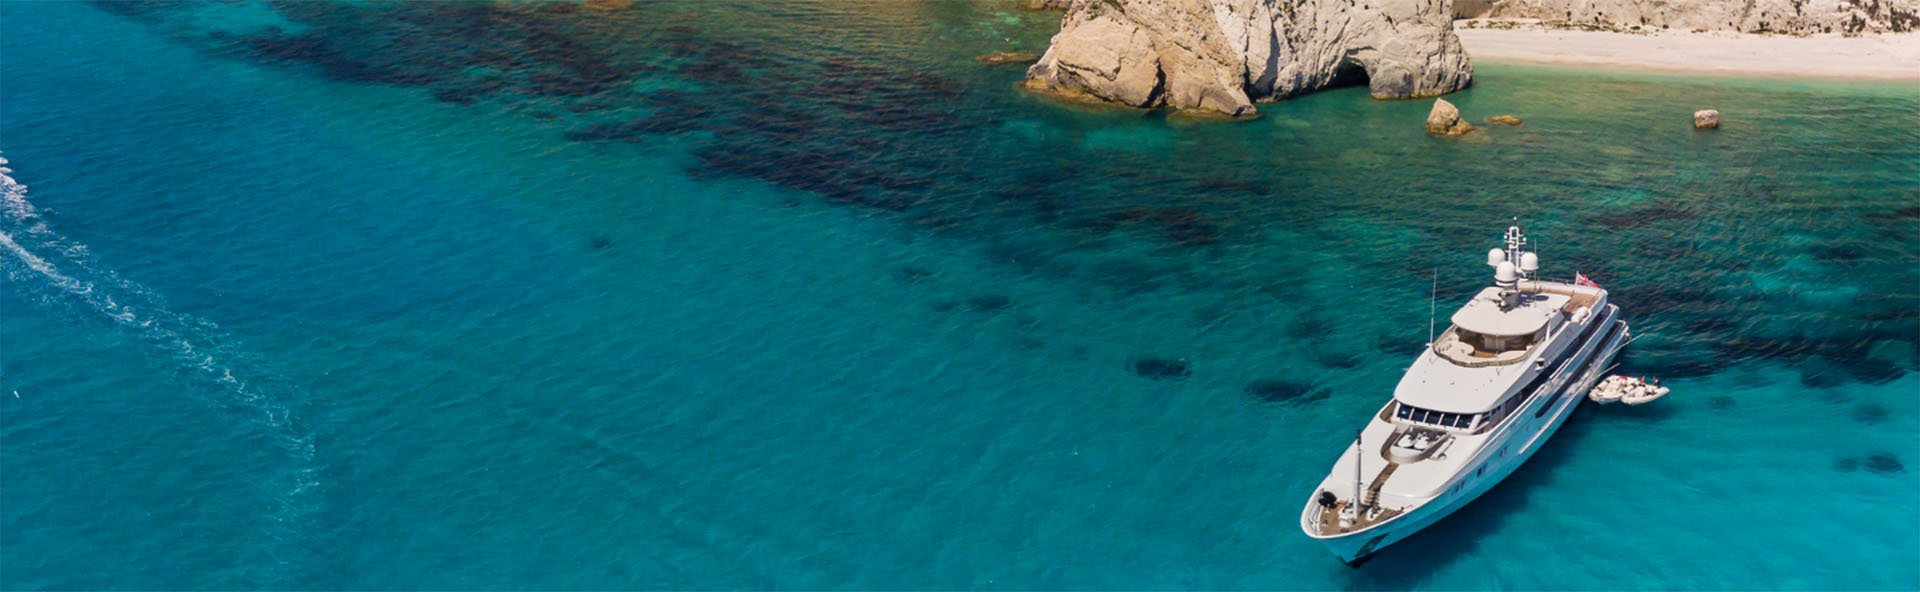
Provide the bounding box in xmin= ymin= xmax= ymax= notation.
xmin=1299 ymin=224 xmax=1631 ymax=564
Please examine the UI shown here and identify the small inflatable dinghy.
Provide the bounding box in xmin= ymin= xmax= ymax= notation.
xmin=1588 ymin=375 xmax=1628 ymax=404
xmin=1589 ymin=375 xmax=1669 ymax=405
xmin=1620 ymin=379 xmax=1670 ymax=405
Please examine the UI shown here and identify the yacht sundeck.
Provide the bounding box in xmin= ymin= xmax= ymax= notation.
xmin=1299 ymin=224 xmax=1632 ymax=565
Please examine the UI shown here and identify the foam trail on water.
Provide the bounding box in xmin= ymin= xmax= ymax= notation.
xmin=0 ymin=153 xmax=322 ymax=586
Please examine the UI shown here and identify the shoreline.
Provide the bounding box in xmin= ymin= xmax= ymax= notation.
xmin=1454 ymin=26 xmax=1920 ymax=81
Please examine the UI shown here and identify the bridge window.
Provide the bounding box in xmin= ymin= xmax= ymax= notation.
xmin=1394 ymin=403 xmax=1472 ymax=429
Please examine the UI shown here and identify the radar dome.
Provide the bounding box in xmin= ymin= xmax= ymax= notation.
xmin=1487 ymin=248 xmax=1506 ymax=267
xmin=1495 ymin=261 xmax=1517 ymax=284
xmin=1519 ymin=252 xmax=1540 ymax=273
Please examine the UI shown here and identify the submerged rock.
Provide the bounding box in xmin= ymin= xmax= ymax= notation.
xmin=1019 ymin=0 xmax=1074 ymax=9
xmin=1864 ymin=453 xmax=1905 ymax=474
xmin=1866 ymin=206 xmax=1920 ymax=223
xmin=1812 ymin=243 xmax=1866 ymax=262
xmin=892 ymin=266 xmax=933 ymax=283
xmin=1245 ymin=379 xmax=1329 ymax=404
xmin=1853 ymin=403 xmax=1890 ymax=424
xmin=1426 ymin=98 xmax=1474 ymax=136
xmin=1487 ymin=114 xmax=1523 ymax=126
xmin=1023 ymin=0 xmax=1472 ymax=117
xmin=977 ymin=51 xmax=1042 ymax=66
xmin=1694 ymin=109 xmax=1720 ymax=130
xmin=1317 ymin=351 xmax=1363 ymax=369
xmin=1798 ymin=357 xmax=1849 ymax=389
xmin=1594 ymin=202 xmax=1692 ymax=230
xmin=1129 ymin=357 xmax=1191 ymax=380
xmin=966 ymin=294 xmax=1015 ymax=312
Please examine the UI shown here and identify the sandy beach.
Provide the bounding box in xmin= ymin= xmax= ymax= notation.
xmin=1456 ymin=25 xmax=1920 ymax=81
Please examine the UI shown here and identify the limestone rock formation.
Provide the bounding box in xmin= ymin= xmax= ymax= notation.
xmin=1694 ymin=109 xmax=1720 ymax=129
xmin=1454 ymin=0 xmax=1918 ymax=35
xmin=1023 ymin=0 xmax=1474 ymax=117
xmin=1487 ymin=114 xmax=1522 ymax=125
xmin=1427 ymin=98 xmax=1475 ymax=135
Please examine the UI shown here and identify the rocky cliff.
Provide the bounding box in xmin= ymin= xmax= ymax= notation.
xmin=1022 ymin=0 xmax=1474 ymax=117
xmin=1453 ymin=0 xmax=1918 ymax=34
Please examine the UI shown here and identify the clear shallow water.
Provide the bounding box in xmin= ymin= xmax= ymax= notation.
xmin=2 ymin=1 xmax=1916 ymax=589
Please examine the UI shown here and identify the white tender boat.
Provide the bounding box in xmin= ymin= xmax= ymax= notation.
xmin=1300 ymin=224 xmax=1632 ymax=565
xmin=1588 ymin=376 xmax=1628 ymax=404
xmin=1600 ymin=375 xmax=1670 ymax=405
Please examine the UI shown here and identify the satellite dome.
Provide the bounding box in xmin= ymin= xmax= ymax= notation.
xmin=1519 ymin=252 xmax=1540 ymax=273
xmin=1495 ymin=261 xmax=1517 ymax=284
xmin=1487 ymin=248 xmax=1506 ymax=267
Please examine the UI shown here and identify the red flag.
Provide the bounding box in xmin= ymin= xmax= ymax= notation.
xmin=1575 ymin=273 xmax=1600 ymax=289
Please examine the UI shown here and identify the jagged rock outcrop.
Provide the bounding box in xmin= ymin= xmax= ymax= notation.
xmin=1454 ymin=0 xmax=1919 ymax=35
xmin=1023 ymin=0 xmax=1473 ymax=117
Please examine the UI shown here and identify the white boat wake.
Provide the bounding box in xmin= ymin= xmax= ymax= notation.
xmin=0 ymin=153 xmax=323 ymax=584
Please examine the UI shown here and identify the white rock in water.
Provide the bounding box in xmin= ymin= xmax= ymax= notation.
xmin=1023 ymin=12 xmax=1164 ymax=107
xmin=1024 ymin=0 xmax=1472 ymax=117
xmin=1694 ymin=109 xmax=1720 ymax=130
xmin=1427 ymin=98 xmax=1474 ymax=136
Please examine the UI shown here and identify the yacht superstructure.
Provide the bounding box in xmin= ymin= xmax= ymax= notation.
xmin=1299 ymin=224 xmax=1631 ymax=565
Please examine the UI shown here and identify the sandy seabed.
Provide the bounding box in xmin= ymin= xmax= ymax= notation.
xmin=1456 ymin=25 xmax=1920 ymax=81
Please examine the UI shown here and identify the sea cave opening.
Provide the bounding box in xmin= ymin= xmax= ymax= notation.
xmin=1328 ymin=58 xmax=1371 ymax=90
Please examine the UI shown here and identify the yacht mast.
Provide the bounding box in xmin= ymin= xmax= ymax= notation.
xmin=1353 ymin=430 xmax=1364 ymax=511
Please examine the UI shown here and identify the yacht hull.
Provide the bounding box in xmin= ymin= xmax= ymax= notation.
xmin=1310 ymin=312 xmax=1629 ymax=565
xmin=1314 ymin=382 xmax=1585 ymax=565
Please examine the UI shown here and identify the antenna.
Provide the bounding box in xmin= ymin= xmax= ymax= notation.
xmin=1428 ymin=268 xmax=1437 ymax=345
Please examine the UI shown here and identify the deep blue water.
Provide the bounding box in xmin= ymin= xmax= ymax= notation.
xmin=3 ymin=1 xmax=1917 ymax=589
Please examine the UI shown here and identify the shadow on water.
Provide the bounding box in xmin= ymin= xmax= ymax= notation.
xmin=1337 ymin=405 xmax=1610 ymax=589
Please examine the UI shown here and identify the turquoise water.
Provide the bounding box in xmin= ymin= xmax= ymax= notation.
xmin=2 ymin=1 xmax=1916 ymax=589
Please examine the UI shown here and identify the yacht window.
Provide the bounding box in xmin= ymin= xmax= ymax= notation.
xmin=1457 ymin=329 xmax=1542 ymax=354
xmin=1393 ymin=403 xmax=1474 ymax=430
